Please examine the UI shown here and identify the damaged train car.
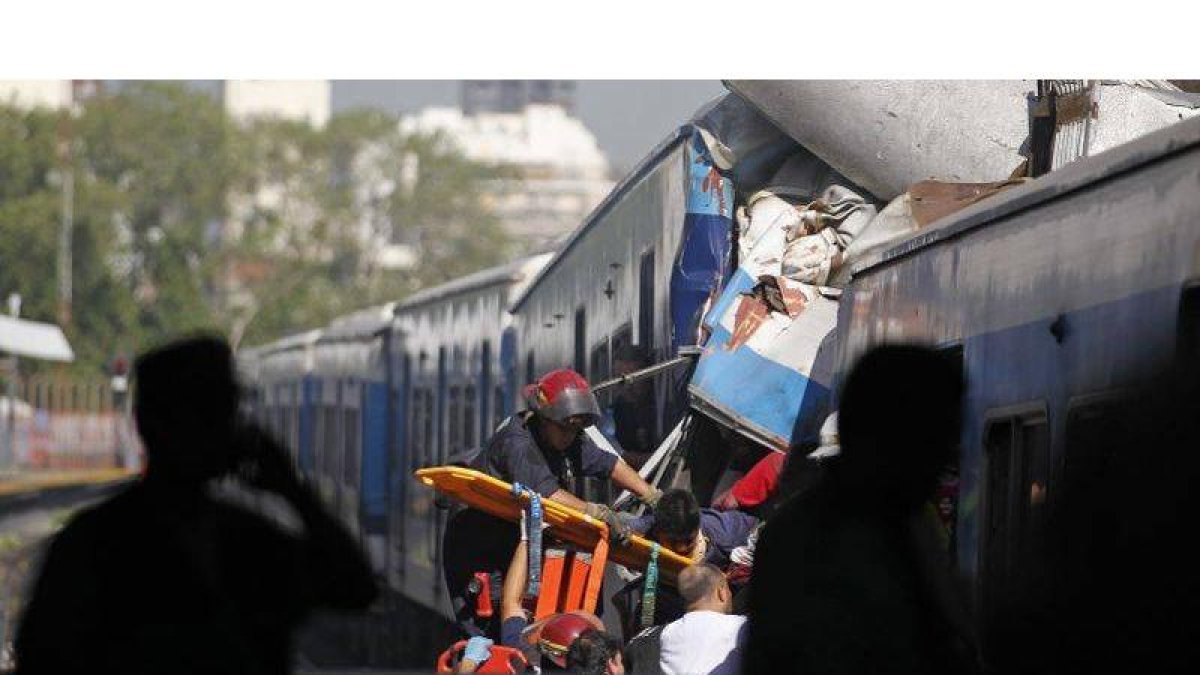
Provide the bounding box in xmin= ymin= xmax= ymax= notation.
xmin=684 ymin=80 xmax=1200 ymax=462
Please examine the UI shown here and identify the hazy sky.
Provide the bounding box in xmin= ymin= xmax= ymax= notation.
xmin=331 ymin=80 xmax=726 ymax=172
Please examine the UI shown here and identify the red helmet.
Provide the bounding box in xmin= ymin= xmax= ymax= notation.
xmin=523 ymin=368 xmax=601 ymax=426
xmin=536 ymin=611 xmax=604 ymax=667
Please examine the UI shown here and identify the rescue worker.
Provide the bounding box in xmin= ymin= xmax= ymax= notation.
xmin=615 ymin=489 xmax=757 ymax=635
xmin=442 ymin=368 xmax=661 ymax=639
xmin=494 ymin=531 xmax=607 ymax=671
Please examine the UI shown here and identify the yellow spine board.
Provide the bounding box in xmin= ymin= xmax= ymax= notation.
xmin=415 ymin=466 xmax=692 ymax=585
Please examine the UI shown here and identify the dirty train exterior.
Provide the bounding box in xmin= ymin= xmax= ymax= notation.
xmin=239 ymin=80 xmax=1200 ymax=646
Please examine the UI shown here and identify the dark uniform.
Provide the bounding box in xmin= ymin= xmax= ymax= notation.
xmin=614 ymin=508 xmax=759 ymax=634
xmin=442 ymin=414 xmax=619 ymax=638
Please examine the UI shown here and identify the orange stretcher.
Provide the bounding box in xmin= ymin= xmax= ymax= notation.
xmin=415 ymin=466 xmax=693 ymax=587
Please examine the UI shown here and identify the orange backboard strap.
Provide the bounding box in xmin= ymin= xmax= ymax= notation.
xmin=582 ymin=536 xmax=608 ymax=614
xmin=534 ymin=548 xmax=567 ymax=620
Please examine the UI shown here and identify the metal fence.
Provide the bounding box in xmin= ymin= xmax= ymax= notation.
xmin=2 ymin=376 xmax=140 ymax=471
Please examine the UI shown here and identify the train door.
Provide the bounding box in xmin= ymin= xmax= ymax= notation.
xmin=499 ymin=326 xmax=518 ymax=425
xmin=404 ymin=350 xmax=438 ymax=606
xmin=316 ymin=375 xmax=341 ymax=512
xmin=298 ymin=374 xmax=317 ymax=479
xmin=341 ymin=375 xmax=362 ymax=538
xmin=978 ymin=402 xmax=1050 ymax=659
xmin=390 ymin=350 xmax=411 ymax=589
xmin=479 ymin=340 xmax=492 ymax=443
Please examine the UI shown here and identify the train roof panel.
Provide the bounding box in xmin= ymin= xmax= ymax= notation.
xmin=510 ymin=126 xmax=691 ymax=312
xmin=319 ymin=303 xmax=397 ymax=343
xmin=252 ymin=328 xmax=323 ymax=356
xmin=397 ymin=252 xmax=552 ymax=313
xmin=852 ymin=113 xmax=1200 ymax=277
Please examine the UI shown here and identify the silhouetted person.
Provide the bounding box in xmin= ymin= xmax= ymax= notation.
xmin=15 ymin=336 xmax=376 ymax=675
xmin=745 ymin=344 xmax=976 ymax=675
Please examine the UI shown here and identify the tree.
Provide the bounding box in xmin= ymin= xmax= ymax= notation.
xmin=2 ymin=83 xmax=519 ymax=371
xmin=228 ymin=110 xmax=516 ymax=348
xmin=76 ymin=82 xmax=243 ymax=346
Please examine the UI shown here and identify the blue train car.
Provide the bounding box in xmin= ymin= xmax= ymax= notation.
xmin=312 ymin=304 xmax=398 ymax=574
xmin=836 ymin=114 xmax=1200 ymax=663
xmin=392 ymin=254 xmax=551 ymax=613
xmin=253 ymin=329 xmax=322 ymax=476
xmin=511 ymin=94 xmax=799 ymax=474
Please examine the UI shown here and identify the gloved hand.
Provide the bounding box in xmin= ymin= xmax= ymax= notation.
xmin=463 ymin=636 xmax=493 ymax=665
xmin=585 ymin=502 xmax=632 ymax=545
xmin=641 ymin=488 xmax=664 ymax=509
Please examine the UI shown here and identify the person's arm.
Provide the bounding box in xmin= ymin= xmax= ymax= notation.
xmin=611 ymin=459 xmax=660 ymax=505
xmin=547 ymin=487 xmax=633 ymax=544
xmin=502 ymin=540 xmax=529 ymax=621
xmin=547 ymin=488 xmax=589 ymax=511
xmin=236 ymin=423 xmax=377 ymax=610
xmin=454 ymin=636 xmax=494 ymax=674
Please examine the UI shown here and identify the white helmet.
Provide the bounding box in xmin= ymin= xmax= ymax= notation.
xmin=808 ymin=412 xmax=840 ymax=460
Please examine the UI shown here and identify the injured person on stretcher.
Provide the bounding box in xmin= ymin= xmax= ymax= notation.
xmin=613 ymin=489 xmax=758 ymax=637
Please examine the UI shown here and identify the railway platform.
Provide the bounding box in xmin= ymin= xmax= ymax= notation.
xmin=0 ymin=468 xmax=136 ymax=508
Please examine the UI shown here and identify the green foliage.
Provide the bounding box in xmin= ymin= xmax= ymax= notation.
xmin=1 ymin=82 xmax=514 ymax=374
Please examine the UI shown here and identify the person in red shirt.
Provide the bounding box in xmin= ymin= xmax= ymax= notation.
xmin=713 ymin=413 xmax=840 ymax=517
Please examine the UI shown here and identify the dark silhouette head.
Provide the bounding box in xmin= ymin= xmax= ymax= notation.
xmin=134 ymin=335 xmax=240 ymax=486
xmin=835 ymin=344 xmax=963 ymax=513
xmin=566 ymin=628 xmax=624 ymax=675
xmin=652 ymin=488 xmax=702 ymax=556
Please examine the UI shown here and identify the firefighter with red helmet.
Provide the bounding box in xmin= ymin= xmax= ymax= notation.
xmin=442 ymin=368 xmax=661 ymax=639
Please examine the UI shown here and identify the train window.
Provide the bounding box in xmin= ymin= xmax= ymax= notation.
xmin=980 ymin=405 xmax=1049 ymax=635
xmin=408 ymin=389 xmax=420 ymax=470
xmin=323 ymin=404 xmax=340 ymax=479
xmin=313 ymin=399 xmax=324 ymax=474
xmin=526 ymin=350 xmax=536 ymax=387
xmin=480 ymin=340 xmax=492 ymax=445
xmin=574 ymin=307 xmax=587 ymax=376
xmin=344 ymin=407 xmax=359 ymax=487
xmin=639 ymin=250 xmax=655 ymax=351
xmin=1062 ymin=394 xmax=1128 ymax=568
xmin=427 ymin=386 xmax=436 ymax=466
xmin=410 ymin=387 xmax=426 ymax=469
xmin=464 ymin=385 xmax=477 ymax=450
xmin=448 ymin=385 xmax=461 ymax=458
xmin=437 ymin=347 xmax=447 ymax=464
xmin=609 ymin=339 xmax=656 ymax=461
xmin=287 ymin=405 xmax=298 ymax=461
xmin=1177 ymin=282 xmax=1200 ymax=363
xmin=493 ymin=385 xmax=506 ymax=431
xmin=590 ymin=339 xmax=610 ymax=400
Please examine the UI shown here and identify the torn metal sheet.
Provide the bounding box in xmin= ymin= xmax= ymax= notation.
xmin=726 ymin=80 xmax=1034 ymax=200
xmin=690 ymin=275 xmax=840 ymax=450
xmin=689 ymin=150 xmax=869 ymax=449
xmin=670 ymin=130 xmax=737 ymax=351
xmin=1050 ymin=81 xmax=1200 ymax=170
xmin=691 ymin=171 xmax=1016 ymax=449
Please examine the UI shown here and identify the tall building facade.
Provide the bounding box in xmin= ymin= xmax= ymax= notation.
xmin=402 ymin=82 xmax=613 ymax=251
xmin=0 ymin=80 xmax=103 ymax=110
xmin=461 ymin=80 xmax=576 ymax=115
xmin=222 ymin=80 xmax=331 ymax=128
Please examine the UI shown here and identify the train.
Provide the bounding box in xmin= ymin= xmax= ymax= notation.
xmin=238 ymin=81 xmax=1200 ymax=666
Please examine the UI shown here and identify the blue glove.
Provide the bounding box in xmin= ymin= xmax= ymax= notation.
xmin=463 ymin=636 xmax=493 ymax=664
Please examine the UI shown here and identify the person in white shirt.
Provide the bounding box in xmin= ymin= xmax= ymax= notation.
xmin=634 ymin=563 xmax=747 ymax=675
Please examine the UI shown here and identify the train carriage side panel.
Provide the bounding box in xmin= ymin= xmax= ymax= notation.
xmin=393 ymin=255 xmax=550 ymax=614
xmin=836 ymin=115 xmax=1200 ymax=659
xmin=512 ymin=128 xmax=734 ymax=455
xmin=315 ymin=306 xmax=396 ymax=572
